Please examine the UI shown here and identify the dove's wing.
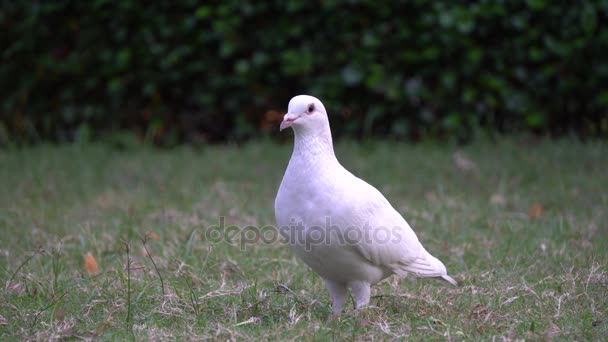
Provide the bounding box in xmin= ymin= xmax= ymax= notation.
xmin=324 ymin=170 xmax=451 ymax=280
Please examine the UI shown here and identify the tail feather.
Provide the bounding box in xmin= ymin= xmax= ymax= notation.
xmin=391 ymin=247 xmax=457 ymax=286
xmin=438 ymin=274 xmax=458 ymax=286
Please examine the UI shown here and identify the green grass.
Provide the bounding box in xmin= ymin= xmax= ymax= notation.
xmin=0 ymin=139 xmax=606 ymax=340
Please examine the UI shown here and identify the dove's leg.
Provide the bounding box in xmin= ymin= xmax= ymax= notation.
xmin=349 ymin=281 xmax=371 ymax=309
xmin=324 ymin=279 xmax=347 ymax=315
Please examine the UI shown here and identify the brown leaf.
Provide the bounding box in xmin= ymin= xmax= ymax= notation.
xmin=260 ymin=110 xmax=284 ymax=130
xmin=469 ymin=304 xmax=489 ymax=320
xmin=84 ymin=252 xmax=99 ymax=275
xmin=453 ymin=151 xmax=479 ymax=174
xmin=545 ymin=321 xmax=562 ymax=338
xmin=490 ymin=194 xmax=506 ymax=206
xmin=146 ymin=230 xmax=160 ymax=241
xmin=528 ymin=203 xmax=544 ymax=218
xmin=95 ymin=317 xmax=112 ymax=336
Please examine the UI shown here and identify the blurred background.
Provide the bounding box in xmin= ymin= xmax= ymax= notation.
xmin=1 ymin=0 xmax=607 ymax=146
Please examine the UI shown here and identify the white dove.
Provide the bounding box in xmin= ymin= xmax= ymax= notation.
xmin=275 ymin=95 xmax=457 ymax=314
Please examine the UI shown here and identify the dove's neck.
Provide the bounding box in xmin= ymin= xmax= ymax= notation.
xmin=291 ymin=128 xmax=337 ymax=167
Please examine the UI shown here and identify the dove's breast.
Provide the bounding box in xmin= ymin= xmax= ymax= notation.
xmin=275 ymin=162 xmax=393 ymax=284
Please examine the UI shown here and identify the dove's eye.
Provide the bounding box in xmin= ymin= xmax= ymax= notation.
xmin=307 ymin=103 xmax=315 ymax=114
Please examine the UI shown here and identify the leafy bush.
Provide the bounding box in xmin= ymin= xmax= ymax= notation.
xmin=1 ymin=0 xmax=607 ymax=144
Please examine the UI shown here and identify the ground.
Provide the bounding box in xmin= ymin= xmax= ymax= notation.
xmin=0 ymin=139 xmax=606 ymax=340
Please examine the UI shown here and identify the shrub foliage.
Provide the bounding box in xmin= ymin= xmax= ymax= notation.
xmin=2 ymin=1 xmax=607 ymax=143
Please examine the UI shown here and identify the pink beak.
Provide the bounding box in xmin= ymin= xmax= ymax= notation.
xmin=280 ymin=113 xmax=299 ymax=131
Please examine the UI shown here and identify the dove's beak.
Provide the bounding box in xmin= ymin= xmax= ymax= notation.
xmin=280 ymin=113 xmax=299 ymax=131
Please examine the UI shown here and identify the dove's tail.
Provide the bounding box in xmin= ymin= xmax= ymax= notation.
xmin=391 ymin=247 xmax=458 ymax=286
xmin=437 ymin=274 xmax=458 ymax=286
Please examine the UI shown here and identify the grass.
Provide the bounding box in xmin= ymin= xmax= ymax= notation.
xmin=0 ymin=138 xmax=606 ymax=340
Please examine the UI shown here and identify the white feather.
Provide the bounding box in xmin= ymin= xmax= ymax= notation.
xmin=275 ymin=95 xmax=457 ymax=313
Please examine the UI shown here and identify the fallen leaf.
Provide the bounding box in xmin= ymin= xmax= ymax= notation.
xmin=469 ymin=304 xmax=490 ymax=320
xmin=260 ymin=110 xmax=284 ymax=130
xmin=5 ymin=280 xmax=26 ymax=295
xmin=545 ymin=321 xmax=562 ymax=338
xmin=528 ymin=203 xmax=544 ymax=218
xmin=84 ymin=252 xmax=99 ymax=275
xmin=453 ymin=151 xmax=479 ymax=174
xmin=94 ymin=316 xmax=112 ymax=336
xmin=54 ymin=307 xmax=66 ymax=321
xmin=490 ymin=194 xmax=506 ymax=206
xmin=429 ymin=316 xmax=445 ymax=325
xmin=146 ymin=230 xmax=160 ymax=240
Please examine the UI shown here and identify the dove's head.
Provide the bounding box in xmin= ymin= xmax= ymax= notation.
xmin=280 ymin=95 xmax=329 ymax=133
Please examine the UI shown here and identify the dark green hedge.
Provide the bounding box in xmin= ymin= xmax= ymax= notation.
xmin=2 ymin=0 xmax=607 ymax=144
